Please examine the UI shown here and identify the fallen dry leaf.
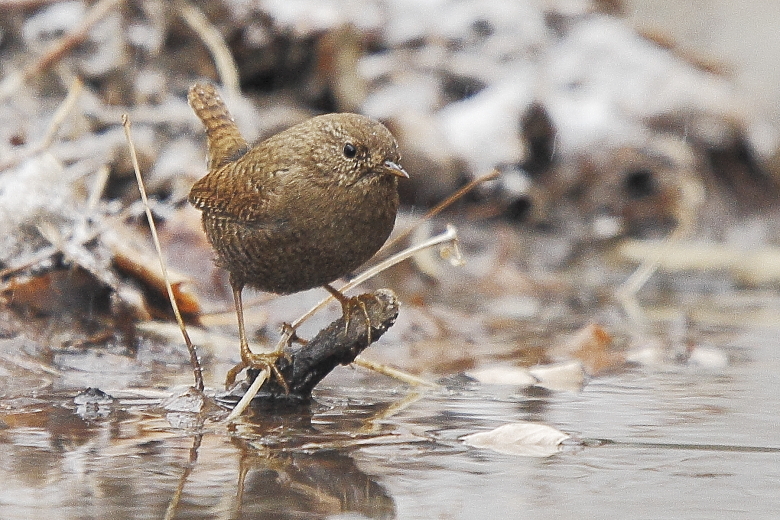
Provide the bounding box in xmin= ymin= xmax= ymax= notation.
xmin=557 ymin=323 xmax=624 ymax=375
xmin=107 ymin=229 xmax=201 ymax=319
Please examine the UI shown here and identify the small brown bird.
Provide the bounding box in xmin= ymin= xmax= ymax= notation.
xmin=187 ymin=83 xmax=408 ymax=388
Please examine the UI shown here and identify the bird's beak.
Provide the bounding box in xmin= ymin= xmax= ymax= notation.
xmin=384 ymin=160 xmax=409 ymax=178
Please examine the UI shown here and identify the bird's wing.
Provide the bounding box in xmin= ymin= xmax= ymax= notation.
xmin=188 ymin=159 xmax=292 ymax=227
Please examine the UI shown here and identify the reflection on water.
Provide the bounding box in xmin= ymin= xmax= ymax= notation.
xmin=0 ymin=394 xmax=399 ymax=519
xmin=2 ymin=317 xmax=780 ymax=520
xmin=3 ymin=273 xmax=780 ymax=520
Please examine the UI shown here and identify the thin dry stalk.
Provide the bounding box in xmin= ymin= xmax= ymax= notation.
xmin=0 ymin=77 xmax=83 ymax=171
xmin=221 ymin=368 xmax=269 ymax=423
xmin=177 ymin=0 xmax=240 ymax=94
xmin=163 ymin=434 xmax=203 ymax=520
xmin=352 ymin=357 xmax=438 ymax=387
xmin=359 ymin=391 xmax=424 ymax=434
xmin=616 ymin=175 xmax=705 ymax=323
xmin=122 ymin=114 xmax=204 ymax=392
xmin=382 ymin=169 xmax=499 ymax=252
xmin=617 ymin=224 xmax=687 ymax=299
xmin=86 ymin=165 xmax=111 ymax=210
xmin=287 ymin=224 xmax=461 ymax=333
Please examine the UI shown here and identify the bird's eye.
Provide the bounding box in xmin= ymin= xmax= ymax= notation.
xmin=343 ymin=143 xmax=357 ymax=159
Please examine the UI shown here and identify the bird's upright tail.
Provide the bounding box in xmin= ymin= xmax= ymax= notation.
xmin=188 ymin=83 xmax=248 ymax=170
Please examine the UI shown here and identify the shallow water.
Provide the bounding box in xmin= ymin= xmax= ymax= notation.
xmin=1 ymin=301 xmax=778 ymax=519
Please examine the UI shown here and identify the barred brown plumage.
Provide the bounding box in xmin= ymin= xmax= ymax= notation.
xmin=187 ymin=83 xmax=408 ymax=390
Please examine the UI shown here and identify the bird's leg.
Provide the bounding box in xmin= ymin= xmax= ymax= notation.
xmin=225 ymin=281 xmax=289 ymax=393
xmin=323 ymin=284 xmax=373 ymax=345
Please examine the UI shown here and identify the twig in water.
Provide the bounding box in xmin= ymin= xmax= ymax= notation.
xmin=122 ymin=114 xmax=204 ymax=392
xmin=221 ymin=368 xmax=269 ymax=424
xmin=163 ymin=433 xmax=203 ymax=520
xmin=352 ymin=357 xmax=438 ymax=387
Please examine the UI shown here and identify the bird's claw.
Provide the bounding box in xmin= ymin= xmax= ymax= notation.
xmin=225 ymin=350 xmax=290 ymax=394
xmin=342 ymin=293 xmax=376 ymax=345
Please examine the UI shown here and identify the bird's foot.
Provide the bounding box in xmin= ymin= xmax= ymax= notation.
xmin=341 ymin=293 xmax=377 ymax=346
xmin=323 ymin=284 xmax=375 ymax=345
xmin=225 ymin=350 xmax=290 ymax=394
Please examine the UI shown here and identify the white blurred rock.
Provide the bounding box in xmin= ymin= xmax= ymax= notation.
xmin=626 ymin=336 xmax=669 ymax=367
xmin=0 ymin=154 xmax=73 ymax=263
xmin=483 ymin=294 xmax=540 ymax=319
xmin=541 ymin=16 xmax=745 ymax=155
xmin=388 ymin=110 xmax=464 ymax=204
xmin=362 ymin=73 xmax=441 ymax=121
xmin=150 ymin=138 xmax=204 ymax=200
xmin=78 ymin=11 xmax=126 ymax=77
xmin=260 ymin=0 xmax=382 ymax=35
xmin=383 ymin=0 xmax=549 ymax=48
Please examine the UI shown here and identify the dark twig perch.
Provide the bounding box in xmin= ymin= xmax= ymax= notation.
xmin=217 ymin=289 xmax=400 ymax=407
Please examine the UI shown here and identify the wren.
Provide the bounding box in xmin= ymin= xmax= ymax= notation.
xmin=187 ymin=83 xmax=408 ymax=388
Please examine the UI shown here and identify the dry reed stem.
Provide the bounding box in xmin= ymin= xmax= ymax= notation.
xmin=286 ymin=224 xmax=461 ymax=334
xmin=352 ymin=357 xmax=438 ymax=387
xmin=0 ymin=77 xmax=83 ymax=171
xmin=616 ymin=175 xmax=705 ymax=323
xmin=381 ymin=168 xmax=499 ymax=253
xmin=122 ymin=114 xmax=204 ymax=392
xmin=221 ymin=368 xmax=270 ymax=424
xmin=177 ymin=0 xmax=240 ymax=95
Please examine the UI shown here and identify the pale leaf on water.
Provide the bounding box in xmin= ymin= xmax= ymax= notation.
xmin=462 ymin=422 xmax=570 ymax=457
xmin=687 ymin=346 xmax=728 ymax=369
xmin=466 ymin=366 xmax=537 ymax=387
xmin=467 ymin=361 xmax=586 ymax=391
xmin=528 ymin=361 xmax=587 ymax=392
